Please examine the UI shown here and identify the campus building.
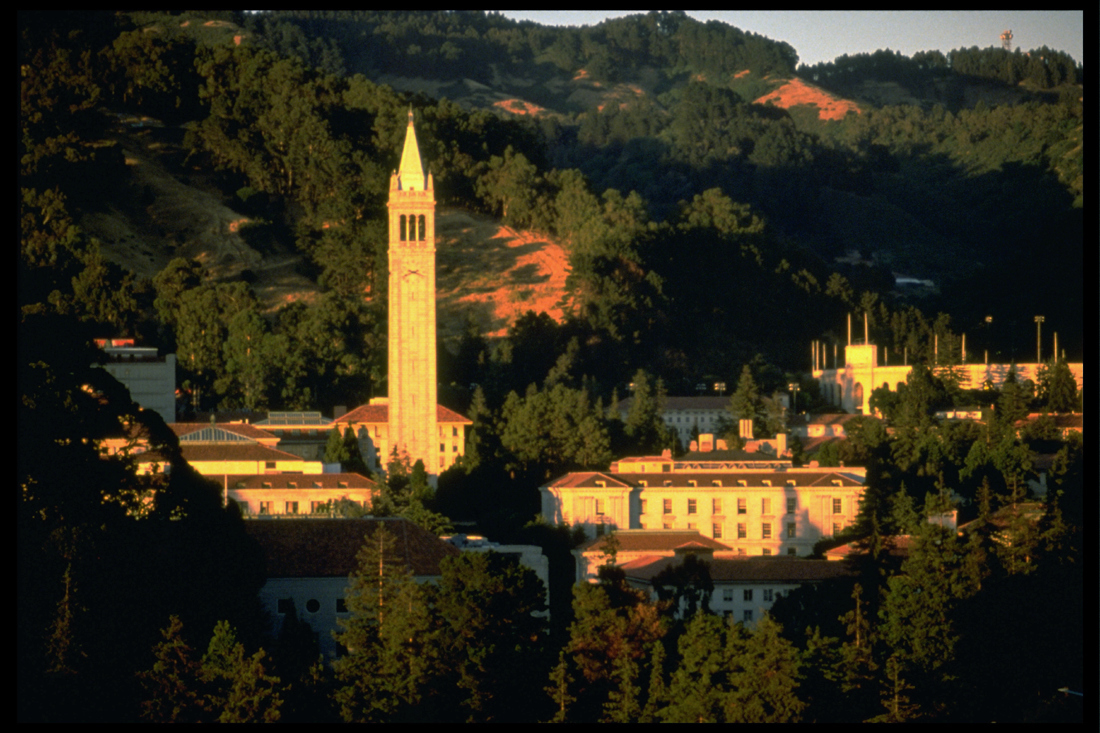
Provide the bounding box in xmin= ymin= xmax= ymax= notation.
xmin=813 ymin=342 xmax=1083 ymax=415
xmin=540 ymin=438 xmax=866 ymax=556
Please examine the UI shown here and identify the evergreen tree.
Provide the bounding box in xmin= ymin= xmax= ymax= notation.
xmin=138 ymin=616 xmax=209 ymax=723
xmin=724 ymin=614 xmax=805 ymax=723
xmin=322 ymin=427 xmax=350 ymax=466
xmin=622 ymin=369 xmax=668 ymax=455
xmin=663 ymin=612 xmax=729 ymax=723
xmin=432 ymin=551 xmax=548 ymax=722
xmin=602 ymin=645 xmax=643 ymax=722
xmin=331 ymin=526 xmax=436 ymax=723
xmin=639 ymin=639 xmax=668 ymax=723
xmin=544 ymin=649 xmax=577 ymax=723
xmin=728 ymin=364 xmax=762 ymax=437
xmin=200 ymin=620 xmax=283 ymax=723
xmin=341 ymin=426 xmax=370 ymax=475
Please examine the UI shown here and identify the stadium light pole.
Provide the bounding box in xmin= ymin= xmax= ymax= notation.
xmin=1034 ymin=315 xmax=1045 ymax=363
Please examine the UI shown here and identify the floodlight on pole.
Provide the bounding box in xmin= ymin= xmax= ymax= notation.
xmin=1034 ymin=315 xmax=1045 ymax=363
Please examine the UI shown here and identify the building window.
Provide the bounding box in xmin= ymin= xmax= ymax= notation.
xmin=595 ymin=499 xmax=605 ymax=516
xmin=311 ymin=501 xmax=327 ymax=514
xmin=713 ymin=523 xmax=722 ymax=539
xmin=762 ymin=523 xmax=772 ymax=539
xmin=763 ymin=589 xmax=774 ymax=602
xmin=833 ymin=498 xmax=843 ymax=514
xmin=737 ymin=547 xmax=746 ymax=556
xmin=663 ymin=499 xmax=672 ymax=515
xmin=722 ymin=588 xmax=734 ymax=603
xmin=787 ymin=497 xmax=796 ymax=514
xmin=832 ymin=522 xmax=842 ymax=537
xmin=336 ymin=598 xmax=348 ymax=613
xmin=737 ymin=523 xmax=747 ymax=539
xmin=761 ymin=498 xmax=771 ymax=515
xmin=306 ymin=598 xmax=320 ymax=614
xmin=440 ymin=443 xmax=446 ymax=453
xmin=662 ymin=521 xmax=672 ymax=530
xmin=744 ymin=589 xmax=753 ymax=601
xmin=687 ymin=499 xmax=697 ymax=514
xmin=260 ymin=501 xmax=273 ymax=515
xmin=265 ymin=461 xmax=276 ymax=470
xmin=787 ymin=522 xmax=796 ymax=539
xmin=737 ymin=498 xmax=747 ymax=514
xmin=762 ymin=548 xmax=772 ymax=556
xmin=712 ymin=498 xmax=722 ymax=514
xmin=286 ymin=501 xmax=298 ymax=515
xmin=687 ymin=522 xmax=696 ymax=530
xmin=787 ymin=547 xmax=797 ymax=556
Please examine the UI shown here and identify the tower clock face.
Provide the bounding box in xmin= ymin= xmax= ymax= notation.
xmin=403 ymin=268 xmax=422 ymax=279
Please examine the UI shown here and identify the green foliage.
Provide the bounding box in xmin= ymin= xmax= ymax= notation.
xmin=499 ymin=383 xmax=612 ymax=477
xmin=433 ymin=551 xmax=549 ymax=722
xmin=138 ymin=616 xmax=283 ymax=723
xmin=332 ymin=526 xmax=435 ymax=722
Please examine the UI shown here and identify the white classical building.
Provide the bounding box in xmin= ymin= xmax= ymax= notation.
xmin=814 ymin=343 xmax=1083 ymax=415
xmin=540 ymin=439 xmax=866 ymax=557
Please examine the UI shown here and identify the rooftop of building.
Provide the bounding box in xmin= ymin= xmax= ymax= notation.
xmin=334 ymin=401 xmax=471 ymax=425
xmin=223 ymin=472 xmax=377 ymax=490
xmin=622 ymin=554 xmax=856 ymax=583
xmin=579 ymin=529 xmax=732 ymax=555
xmin=244 ymin=517 xmax=459 ymax=578
xmin=617 ymin=395 xmax=732 ymax=412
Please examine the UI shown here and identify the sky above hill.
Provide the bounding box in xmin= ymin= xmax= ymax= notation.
xmin=500 ymin=11 xmax=1083 ymax=69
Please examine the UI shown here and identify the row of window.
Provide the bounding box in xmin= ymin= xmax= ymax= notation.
xmin=721 ymin=588 xmax=778 ymax=603
xmin=642 ymin=497 xmax=845 ymax=515
xmin=398 ymin=214 xmax=428 ymax=242
xmin=255 ymin=499 xmax=364 ymax=515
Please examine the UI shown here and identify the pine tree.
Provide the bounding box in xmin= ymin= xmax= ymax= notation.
xmin=332 ymin=526 xmax=436 ymax=723
xmin=602 ymin=645 xmax=642 ymax=722
xmin=138 ymin=616 xmax=209 ymax=723
xmin=869 ymin=654 xmax=920 ymax=722
xmin=323 ymin=427 xmax=350 ymax=466
xmin=544 ymin=649 xmax=577 ymax=723
xmin=724 ymin=614 xmax=805 ymax=723
xmin=639 ymin=640 xmax=668 ymax=723
xmin=664 ymin=612 xmax=728 ymax=723
xmin=432 ymin=551 xmax=548 ymax=722
xmin=341 ymin=426 xmax=370 ymax=475
xmin=201 ymin=620 xmax=283 ymax=723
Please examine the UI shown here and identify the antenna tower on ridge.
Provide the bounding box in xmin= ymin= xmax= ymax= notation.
xmin=1001 ymin=29 xmax=1013 ymax=52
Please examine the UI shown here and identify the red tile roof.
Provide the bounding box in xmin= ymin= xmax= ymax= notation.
xmin=624 ymin=555 xmax=855 ymax=583
xmin=244 ymin=517 xmax=460 ymax=578
xmin=335 ymin=403 xmax=471 ymax=424
xmin=171 ymin=422 xmax=279 ymax=442
xmin=223 ymin=472 xmax=377 ymax=490
xmin=581 ymin=530 xmax=732 ymax=554
xmin=137 ymin=443 xmax=308 ymax=464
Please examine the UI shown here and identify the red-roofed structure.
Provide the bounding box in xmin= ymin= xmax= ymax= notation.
xmin=334 ymin=397 xmax=471 ymax=476
xmin=244 ymin=517 xmax=460 ymax=661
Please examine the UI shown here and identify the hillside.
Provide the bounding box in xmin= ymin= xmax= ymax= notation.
xmin=83 ymin=110 xmax=569 ymax=341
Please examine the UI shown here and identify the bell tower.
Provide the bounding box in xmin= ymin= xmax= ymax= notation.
xmin=386 ymin=109 xmax=437 ymax=477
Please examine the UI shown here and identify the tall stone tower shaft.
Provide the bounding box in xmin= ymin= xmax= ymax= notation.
xmin=386 ymin=110 xmax=437 ymax=475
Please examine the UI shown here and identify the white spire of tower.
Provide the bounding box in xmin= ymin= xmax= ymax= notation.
xmin=397 ymin=108 xmax=426 ymax=191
